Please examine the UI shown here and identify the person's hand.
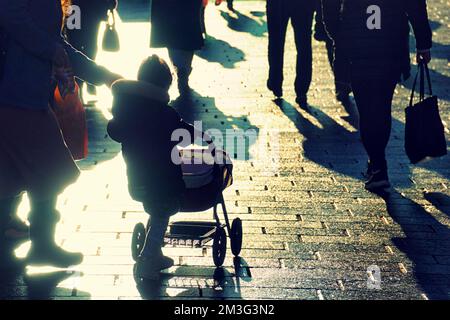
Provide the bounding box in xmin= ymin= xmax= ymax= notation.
xmin=417 ymin=49 xmax=431 ymax=64
xmin=53 ymin=45 xmax=70 ymax=68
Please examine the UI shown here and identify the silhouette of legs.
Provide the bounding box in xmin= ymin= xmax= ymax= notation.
xmin=351 ymin=75 xmax=398 ymax=174
xmin=266 ymin=0 xmax=314 ymax=102
xmin=266 ymin=0 xmax=289 ymax=97
xmin=291 ymin=4 xmax=314 ymax=104
xmin=168 ymin=49 xmax=195 ymax=95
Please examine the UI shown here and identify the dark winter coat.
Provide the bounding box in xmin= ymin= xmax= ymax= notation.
xmin=150 ymin=0 xmax=204 ymax=51
xmin=0 ymin=0 xmax=114 ymax=110
xmin=107 ymin=80 xmax=196 ymax=208
xmin=322 ymin=0 xmax=432 ymax=80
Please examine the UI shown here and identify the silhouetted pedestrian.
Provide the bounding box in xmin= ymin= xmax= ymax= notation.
xmin=266 ymin=0 xmax=315 ymax=106
xmin=151 ymin=0 xmax=204 ymax=96
xmin=322 ymin=0 xmax=432 ymax=191
xmin=0 ymin=0 xmax=121 ymax=265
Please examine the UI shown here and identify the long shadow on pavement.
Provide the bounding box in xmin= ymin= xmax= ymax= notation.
xmin=274 ymin=99 xmax=415 ymax=188
xmin=195 ymin=35 xmax=246 ymax=69
xmin=134 ymin=257 xmax=251 ymax=299
xmin=378 ymin=189 xmax=450 ymax=299
xmin=219 ymin=9 xmax=267 ymax=38
xmin=171 ymin=90 xmax=259 ymax=162
xmin=424 ymin=192 xmax=450 ymax=218
xmin=0 ymin=239 xmax=89 ymax=300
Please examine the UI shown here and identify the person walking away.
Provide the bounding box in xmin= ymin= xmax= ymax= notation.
xmin=322 ymin=0 xmax=432 ymax=191
xmin=150 ymin=0 xmax=204 ymax=96
xmin=266 ymin=0 xmax=315 ymax=106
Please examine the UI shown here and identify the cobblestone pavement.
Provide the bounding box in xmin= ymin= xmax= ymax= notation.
xmin=1 ymin=1 xmax=449 ymax=300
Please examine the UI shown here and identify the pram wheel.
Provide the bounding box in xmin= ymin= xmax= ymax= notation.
xmin=230 ymin=218 xmax=243 ymax=256
xmin=213 ymin=226 xmax=227 ymax=267
xmin=131 ymin=223 xmax=146 ymax=261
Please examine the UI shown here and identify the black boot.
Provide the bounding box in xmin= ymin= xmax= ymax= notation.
xmin=0 ymin=195 xmax=29 ymax=241
xmin=27 ymin=199 xmax=83 ymax=268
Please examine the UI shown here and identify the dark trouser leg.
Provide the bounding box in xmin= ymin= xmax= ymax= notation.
xmin=168 ymin=49 xmax=195 ymax=93
xmin=141 ymin=200 xmax=179 ymax=257
xmin=266 ymin=0 xmax=289 ymax=94
xmin=327 ymin=41 xmax=352 ymax=99
xmin=27 ymin=194 xmax=83 ymax=267
xmin=351 ymin=76 xmax=398 ymax=170
xmin=28 ymin=196 xmax=60 ymax=247
xmin=291 ymin=3 xmax=314 ymax=101
xmin=227 ymin=0 xmax=234 ymax=11
xmin=141 ymin=215 xmax=170 ymax=257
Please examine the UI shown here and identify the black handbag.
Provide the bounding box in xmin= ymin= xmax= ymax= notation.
xmin=102 ymin=10 xmax=120 ymax=52
xmin=405 ymin=62 xmax=447 ymax=164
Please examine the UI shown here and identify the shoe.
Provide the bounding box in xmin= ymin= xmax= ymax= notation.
xmin=365 ymin=168 xmax=391 ymax=191
xmin=27 ymin=244 xmax=83 ymax=268
xmin=296 ymin=95 xmax=308 ymax=108
xmin=135 ymin=254 xmax=174 ymax=280
xmin=267 ymin=80 xmax=282 ymax=98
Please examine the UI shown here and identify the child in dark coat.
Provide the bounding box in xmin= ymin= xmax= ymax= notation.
xmin=107 ymin=55 xmax=212 ymax=279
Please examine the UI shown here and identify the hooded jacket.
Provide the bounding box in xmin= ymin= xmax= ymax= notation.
xmin=107 ymin=80 xmax=196 ymax=203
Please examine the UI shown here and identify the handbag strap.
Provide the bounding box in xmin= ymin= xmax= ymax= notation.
xmin=409 ymin=62 xmax=433 ymax=107
xmin=107 ymin=9 xmax=116 ymax=28
xmin=423 ymin=62 xmax=433 ymax=96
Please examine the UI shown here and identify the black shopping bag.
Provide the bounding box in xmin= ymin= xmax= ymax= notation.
xmin=102 ymin=10 xmax=120 ymax=52
xmin=405 ymin=62 xmax=447 ymax=164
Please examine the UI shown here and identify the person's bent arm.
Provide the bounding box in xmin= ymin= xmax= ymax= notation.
xmin=64 ymin=40 xmax=122 ymax=87
xmin=405 ymin=0 xmax=432 ymax=63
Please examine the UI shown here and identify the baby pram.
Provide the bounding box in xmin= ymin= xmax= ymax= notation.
xmin=131 ymin=147 xmax=242 ymax=267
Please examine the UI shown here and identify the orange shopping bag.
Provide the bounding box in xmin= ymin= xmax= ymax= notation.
xmin=53 ymin=83 xmax=89 ymax=160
